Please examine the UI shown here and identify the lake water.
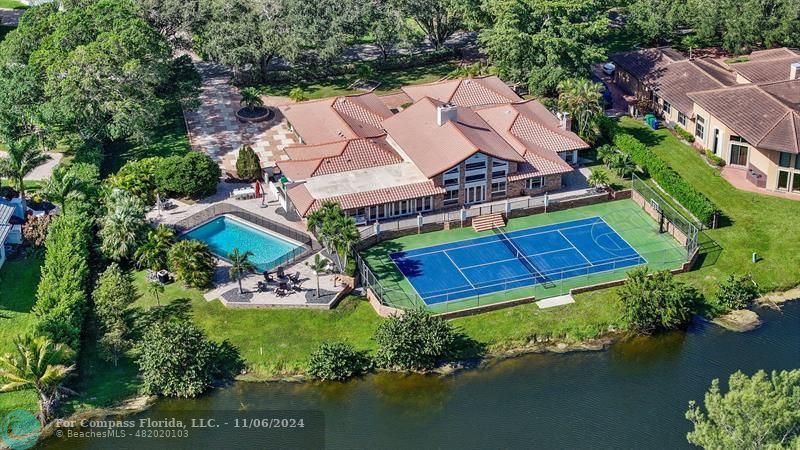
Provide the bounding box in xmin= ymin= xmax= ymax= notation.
xmin=41 ymin=302 xmax=800 ymax=449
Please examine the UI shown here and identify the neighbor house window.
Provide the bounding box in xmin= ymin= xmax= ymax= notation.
xmin=729 ymin=144 xmax=748 ymax=166
xmin=695 ymin=116 xmax=705 ymax=139
xmin=526 ymin=177 xmax=544 ymax=190
xmin=779 ymin=152 xmax=792 ymax=168
xmin=678 ymin=112 xmax=687 ymax=126
xmin=663 ymin=101 xmax=671 ymax=115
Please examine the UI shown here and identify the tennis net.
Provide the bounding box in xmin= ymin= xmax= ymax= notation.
xmin=496 ymin=229 xmax=552 ymax=286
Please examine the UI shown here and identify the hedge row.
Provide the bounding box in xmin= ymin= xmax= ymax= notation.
xmin=32 ymin=208 xmax=94 ymax=352
xmin=612 ymin=132 xmax=719 ymax=225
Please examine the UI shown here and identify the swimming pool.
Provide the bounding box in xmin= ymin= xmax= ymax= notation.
xmin=183 ymin=215 xmax=304 ymax=271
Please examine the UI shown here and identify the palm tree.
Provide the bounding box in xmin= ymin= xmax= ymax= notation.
xmin=239 ymin=87 xmax=264 ymax=112
xmin=307 ymin=254 xmax=329 ymax=298
xmin=596 ymin=144 xmax=617 ymax=168
xmin=0 ymin=335 xmax=75 ymax=425
xmin=228 ymin=248 xmax=256 ymax=294
xmin=43 ymin=166 xmax=82 ymax=210
xmin=609 ymin=152 xmax=638 ymax=179
xmin=557 ymin=78 xmax=604 ymax=139
xmin=135 ymin=225 xmax=176 ymax=271
xmin=167 ymin=240 xmax=216 ymax=288
xmin=0 ymin=137 xmax=47 ymax=200
xmin=332 ymin=216 xmax=359 ymax=272
xmin=587 ymin=168 xmax=610 ymax=190
xmin=147 ymin=280 xmax=165 ymax=306
xmin=100 ymin=189 xmax=147 ymax=261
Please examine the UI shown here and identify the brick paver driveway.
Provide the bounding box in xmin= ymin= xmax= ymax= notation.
xmin=184 ymin=62 xmax=299 ymax=177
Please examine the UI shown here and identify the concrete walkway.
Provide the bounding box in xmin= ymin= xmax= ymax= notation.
xmin=0 ymin=8 xmax=23 ymax=27
xmin=0 ymin=151 xmax=62 ymax=180
xmin=721 ymin=166 xmax=800 ymax=201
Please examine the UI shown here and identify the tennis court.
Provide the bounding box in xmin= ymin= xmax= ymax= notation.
xmin=390 ymin=217 xmax=645 ymax=305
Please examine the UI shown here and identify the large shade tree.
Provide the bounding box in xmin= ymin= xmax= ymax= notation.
xmin=479 ymin=0 xmax=608 ymax=97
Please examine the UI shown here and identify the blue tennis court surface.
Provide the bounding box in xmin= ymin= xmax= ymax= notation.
xmin=390 ymin=217 xmax=646 ymax=305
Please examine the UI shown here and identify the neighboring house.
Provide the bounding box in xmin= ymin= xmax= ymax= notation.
xmin=276 ymin=76 xmax=589 ymax=222
xmin=0 ymin=204 xmax=21 ymax=269
xmin=610 ymin=47 xmax=800 ymax=195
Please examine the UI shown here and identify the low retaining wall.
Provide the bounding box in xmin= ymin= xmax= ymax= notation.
xmin=433 ymin=296 xmax=537 ymax=319
xmin=366 ymin=288 xmax=406 ymax=317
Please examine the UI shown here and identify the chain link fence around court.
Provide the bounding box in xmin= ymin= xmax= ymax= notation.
xmin=358 ymin=189 xmax=611 ymax=241
xmin=631 ymin=174 xmax=700 ymax=258
xmin=356 ymin=184 xmax=697 ymax=315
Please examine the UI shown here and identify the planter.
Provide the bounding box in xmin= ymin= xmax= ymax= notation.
xmin=235 ymin=106 xmax=275 ymax=124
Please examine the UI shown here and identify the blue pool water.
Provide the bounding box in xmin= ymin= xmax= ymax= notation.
xmin=184 ymin=216 xmax=302 ymax=271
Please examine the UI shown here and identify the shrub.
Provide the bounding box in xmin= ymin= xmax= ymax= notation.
xmin=715 ymin=274 xmax=759 ymax=310
xmin=308 ymin=342 xmax=371 ymax=381
xmin=32 ymin=209 xmax=93 ymax=352
xmin=108 ymin=157 xmax=161 ymax=204
xmin=619 ymin=267 xmax=699 ymax=334
xmin=374 ymin=309 xmax=456 ymax=371
xmin=674 ymin=125 xmax=695 ymax=143
xmin=168 ymin=240 xmax=216 ymax=288
xmin=235 ymin=146 xmax=262 ymax=181
xmin=136 ymin=319 xmax=243 ymax=397
xmin=611 ymin=131 xmax=719 ymax=225
xmin=705 ymin=149 xmax=726 ymax=167
xmin=155 ymin=152 xmax=220 ymax=199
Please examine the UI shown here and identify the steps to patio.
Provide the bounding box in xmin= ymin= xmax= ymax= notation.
xmin=472 ymin=213 xmax=506 ymax=232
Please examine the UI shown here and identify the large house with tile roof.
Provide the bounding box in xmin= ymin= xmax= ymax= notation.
xmin=610 ymin=47 xmax=800 ymax=195
xmin=276 ymin=76 xmax=589 ymax=222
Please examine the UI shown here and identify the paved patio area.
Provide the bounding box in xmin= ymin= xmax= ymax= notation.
xmin=184 ymin=62 xmax=299 ymax=177
xmin=146 ymin=181 xmax=307 ymax=233
xmin=204 ymin=254 xmax=348 ymax=308
xmin=721 ymin=166 xmax=800 ymax=201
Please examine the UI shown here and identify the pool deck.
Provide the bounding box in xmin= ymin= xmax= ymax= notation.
xmin=203 ymin=254 xmax=350 ymax=309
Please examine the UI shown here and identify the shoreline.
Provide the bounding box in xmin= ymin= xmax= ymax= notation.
xmin=37 ymin=291 xmax=800 ymax=443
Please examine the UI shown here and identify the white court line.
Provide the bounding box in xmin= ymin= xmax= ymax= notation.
xmin=458 ymin=246 xmax=575 ymax=270
xmin=443 ymin=250 xmax=476 ymax=289
xmin=388 ymin=254 xmax=427 ymax=307
xmin=398 ymin=218 xmax=602 ymax=259
xmin=596 ymin=217 xmax=649 ymax=265
xmin=557 ymin=229 xmax=593 ymax=265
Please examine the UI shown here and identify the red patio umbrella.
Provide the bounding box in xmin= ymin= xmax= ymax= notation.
xmin=254 ymin=181 xmax=262 ymax=198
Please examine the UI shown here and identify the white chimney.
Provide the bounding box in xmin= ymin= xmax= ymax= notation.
xmin=558 ymin=112 xmax=572 ymax=131
xmin=791 ymin=62 xmax=800 ymax=80
xmin=437 ymin=104 xmax=458 ymax=126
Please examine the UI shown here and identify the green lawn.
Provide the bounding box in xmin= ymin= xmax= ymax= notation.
xmin=131 ymin=272 xmax=384 ymax=379
xmin=616 ymin=117 xmax=800 ymax=296
xmin=257 ymin=61 xmax=458 ymax=100
xmin=0 ymin=256 xmax=42 ymax=415
xmin=0 ymin=0 xmax=27 ymax=9
xmin=102 ymin=103 xmax=191 ymax=175
xmin=361 ymin=200 xmax=687 ymax=314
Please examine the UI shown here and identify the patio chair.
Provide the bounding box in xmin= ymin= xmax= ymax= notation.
xmin=262 ymin=271 xmax=274 ymax=282
xmin=288 ymin=271 xmax=301 ymax=283
xmin=257 ymin=281 xmax=269 ymax=292
xmin=276 ymin=267 xmax=286 ymax=279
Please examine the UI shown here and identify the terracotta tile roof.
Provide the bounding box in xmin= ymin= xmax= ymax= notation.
xmin=475 ymin=101 xmax=582 ymax=175
xmin=728 ymin=54 xmax=800 ymax=84
xmin=285 ymin=183 xmax=317 ymax=217
xmin=689 ymin=81 xmax=800 ymax=153
xmin=401 ymin=76 xmax=522 ymax=107
xmin=277 ymin=137 xmax=401 ymax=180
xmin=287 ymin=180 xmax=445 ymax=217
xmin=278 ymin=93 xmax=393 ymax=145
xmin=382 ymin=97 xmax=526 ymax=177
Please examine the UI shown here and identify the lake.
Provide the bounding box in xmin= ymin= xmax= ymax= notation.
xmin=41 ymin=302 xmax=800 ymax=449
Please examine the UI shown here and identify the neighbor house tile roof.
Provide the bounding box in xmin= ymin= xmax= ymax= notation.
xmin=287 ymin=180 xmax=445 ymax=216
xmin=610 ymin=47 xmax=686 ymax=81
xmin=728 ymin=53 xmax=800 ymax=84
xmin=381 ymin=97 xmax=526 ymax=178
xmin=276 ymin=137 xmax=401 ymax=180
xmin=689 ymin=80 xmax=800 ymax=153
xmin=401 ymin=76 xmax=522 ymax=107
xmin=278 ymin=93 xmax=394 ymax=145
